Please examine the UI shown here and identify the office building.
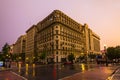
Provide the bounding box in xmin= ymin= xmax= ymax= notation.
xmin=25 ymin=10 xmax=100 ymax=63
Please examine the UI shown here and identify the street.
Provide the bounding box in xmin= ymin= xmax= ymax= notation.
xmin=11 ymin=63 xmax=96 ymax=80
xmin=0 ymin=63 xmax=119 ymax=80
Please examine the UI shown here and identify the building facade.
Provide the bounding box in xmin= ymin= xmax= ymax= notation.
xmin=25 ymin=10 xmax=100 ymax=63
xmin=26 ymin=25 xmax=37 ymax=63
xmin=83 ymin=24 xmax=100 ymax=54
xmin=13 ymin=35 xmax=26 ymax=54
xmin=9 ymin=44 xmax=14 ymax=54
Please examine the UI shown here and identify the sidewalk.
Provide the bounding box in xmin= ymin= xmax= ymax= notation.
xmin=107 ymin=67 xmax=120 ymax=80
xmin=60 ymin=65 xmax=119 ymax=80
xmin=0 ymin=71 xmax=27 ymax=80
xmin=0 ymin=67 xmax=27 ymax=80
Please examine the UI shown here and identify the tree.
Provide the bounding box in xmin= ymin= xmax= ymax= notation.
xmin=88 ymin=53 xmax=96 ymax=62
xmin=2 ymin=43 xmax=10 ymax=60
xmin=107 ymin=47 xmax=115 ymax=60
xmin=0 ymin=54 xmax=4 ymax=61
xmin=40 ymin=52 xmax=47 ymax=63
xmin=19 ymin=53 xmax=25 ymax=61
xmin=107 ymin=46 xmax=120 ymax=60
xmin=40 ymin=52 xmax=46 ymax=60
xmin=11 ymin=53 xmax=18 ymax=61
xmin=88 ymin=53 xmax=96 ymax=59
xmin=79 ymin=54 xmax=85 ymax=61
xmin=2 ymin=43 xmax=10 ymax=55
xmin=114 ymin=46 xmax=120 ymax=59
xmin=68 ymin=53 xmax=75 ymax=63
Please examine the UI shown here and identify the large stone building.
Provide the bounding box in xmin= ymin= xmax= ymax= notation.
xmin=26 ymin=25 xmax=37 ymax=63
xmin=83 ymin=24 xmax=100 ymax=54
xmin=25 ymin=10 xmax=100 ymax=63
xmin=13 ymin=35 xmax=26 ymax=54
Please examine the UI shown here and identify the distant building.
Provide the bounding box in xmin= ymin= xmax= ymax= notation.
xmin=83 ymin=24 xmax=100 ymax=54
xmin=13 ymin=35 xmax=26 ymax=54
xmin=25 ymin=10 xmax=100 ymax=63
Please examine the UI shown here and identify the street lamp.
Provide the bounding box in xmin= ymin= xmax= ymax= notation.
xmin=104 ymin=44 xmax=108 ymax=66
xmin=104 ymin=44 xmax=107 ymax=50
xmin=19 ymin=57 xmax=21 ymax=60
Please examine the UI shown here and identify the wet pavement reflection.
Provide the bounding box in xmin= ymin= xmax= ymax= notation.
xmin=12 ymin=63 xmax=96 ymax=80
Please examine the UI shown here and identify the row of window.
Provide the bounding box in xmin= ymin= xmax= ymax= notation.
xmin=93 ymin=38 xmax=100 ymax=51
xmin=53 ymin=12 xmax=81 ymax=31
xmin=37 ymin=11 xmax=82 ymax=34
xmin=38 ymin=41 xmax=82 ymax=51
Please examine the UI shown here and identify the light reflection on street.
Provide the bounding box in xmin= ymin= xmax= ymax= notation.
xmin=32 ymin=64 xmax=35 ymax=77
xmin=26 ymin=63 xmax=28 ymax=75
xmin=33 ymin=64 xmax=35 ymax=68
xmin=18 ymin=63 xmax=21 ymax=73
xmin=12 ymin=63 xmax=98 ymax=80
xmin=81 ymin=64 xmax=85 ymax=71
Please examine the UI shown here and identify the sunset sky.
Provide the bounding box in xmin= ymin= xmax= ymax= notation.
xmin=0 ymin=0 xmax=120 ymax=51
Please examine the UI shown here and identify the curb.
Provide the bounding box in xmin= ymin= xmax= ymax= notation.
xmin=106 ymin=67 xmax=120 ymax=80
xmin=10 ymin=71 xmax=28 ymax=80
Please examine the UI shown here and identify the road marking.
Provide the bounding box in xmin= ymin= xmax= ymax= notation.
xmin=10 ymin=71 xmax=28 ymax=80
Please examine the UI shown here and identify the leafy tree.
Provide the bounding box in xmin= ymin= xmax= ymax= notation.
xmin=107 ymin=46 xmax=120 ymax=60
xmin=107 ymin=47 xmax=115 ymax=60
xmin=19 ymin=53 xmax=25 ymax=61
xmin=40 ymin=52 xmax=47 ymax=64
xmin=115 ymin=46 xmax=120 ymax=58
xmin=2 ymin=43 xmax=10 ymax=55
xmin=40 ymin=52 xmax=47 ymax=60
xmin=11 ymin=53 xmax=17 ymax=61
xmin=88 ymin=53 xmax=96 ymax=59
xmin=68 ymin=53 xmax=75 ymax=63
xmin=1 ymin=43 xmax=10 ymax=60
xmin=0 ymin=54 xmax=4 ymax=61
xmin=79 ymin=55 xmax=85 ymax=60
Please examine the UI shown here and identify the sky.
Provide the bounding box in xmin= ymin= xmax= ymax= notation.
xmin=0 ymin=0 xmax=120 ymax=51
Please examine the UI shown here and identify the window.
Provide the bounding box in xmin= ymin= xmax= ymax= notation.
xmin=65 ymin=43 xmax=67 ymax=45
xmin=56 ymin=46 xmax=58 ymax=49
xmin=56 ymin=30 xmax=58 ymax=34
xmin=56 ymin=51 xmax=58 ymax=54
xmin=50 ymin=17 xmax=53 ymax=21
xmin=56 ymin=40 xmax=58 ymax=45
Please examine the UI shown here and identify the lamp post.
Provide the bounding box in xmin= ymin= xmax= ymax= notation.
xmin=104 ymin=44 xmax=108 ymax=66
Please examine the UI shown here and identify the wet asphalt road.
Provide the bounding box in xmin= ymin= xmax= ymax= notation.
xmin=11 ymin=63 xmax=95 ymax=80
